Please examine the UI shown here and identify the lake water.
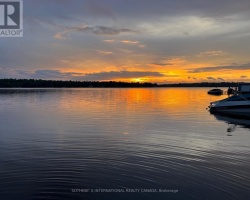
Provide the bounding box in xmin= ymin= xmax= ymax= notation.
xmin=0 ymin=88 xmax=250 ymax=200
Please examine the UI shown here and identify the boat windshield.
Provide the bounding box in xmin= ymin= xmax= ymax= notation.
xmin=222 ymin=93 xmax=250 ymax=102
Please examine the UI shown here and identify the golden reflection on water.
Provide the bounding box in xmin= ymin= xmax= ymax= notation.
xmin=58 ymin=88 xmax=224 ymax=117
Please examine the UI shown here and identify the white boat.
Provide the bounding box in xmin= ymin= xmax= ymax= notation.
xmin=209 ymin=84 xmax=250 ymax=117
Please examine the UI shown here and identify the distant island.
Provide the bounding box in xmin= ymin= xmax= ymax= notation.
xmin=0 ymin=79 xmax=243 ymax=88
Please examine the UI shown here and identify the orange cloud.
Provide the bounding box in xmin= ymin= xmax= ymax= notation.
xmin=197 ymin=50 xmax=226 ymax=57
xmin=103 ymin=39 xmax=115 ymax=43
xmin=121 ymin=40 xmax=145 ymax=48
xmin=97 ymin=50 xmax=113 ymax=55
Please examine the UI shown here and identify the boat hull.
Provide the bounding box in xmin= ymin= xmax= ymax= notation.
xmin=207 ymin=90 xmax=223 ymax=95
xmin=210 ymin=107 xmax=250 ymax=117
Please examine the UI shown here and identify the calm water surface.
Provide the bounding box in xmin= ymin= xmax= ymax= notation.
xmin=0 ymin=88 xmax=250 ymax=200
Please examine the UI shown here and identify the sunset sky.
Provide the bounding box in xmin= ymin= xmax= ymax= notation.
xmin=1 ymin=0 xmax=250 ymax=83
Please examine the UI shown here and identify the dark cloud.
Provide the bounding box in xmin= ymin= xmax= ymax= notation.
xmin=53 ymin=25 xmax=140 ymax=38
xmin=71 ymin=26 xmax=138 ymax=35
xmin=188 ymin=76 xmax=197 ymax=80
xmin=207 ymin=77 xmax=216 ymax=80
xmin=241 ymin=75 xmax=248 ymax=78
xmin=33 ymin=70 xmax=82 ymax=79
xmin=0 ymin=68 xmax=82 ymax=80
xmin=92 ymin=26 xmax=137 ymax=35
xmin=0 ymin=68 xmax=166 ymax=81
xmin=149 ymin=63 xmax=173 ymax=66
xmin=188 ymin=63 xmax=250 ymax=73
xmin=206 ymin=77 xmax=224 ymax=81
xmin=83 ymin=71 xmax=165 ymax=81
xmin=217 ymin=77 xmax=224 ymax=81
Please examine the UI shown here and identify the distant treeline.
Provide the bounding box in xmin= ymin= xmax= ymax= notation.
xmin=0 ymin=79 xmax=157 ymax=88
xmin=0 ymin=79 xmax=244 ymax=88
xmin=160 ymin=82 xmax=240 ymax=87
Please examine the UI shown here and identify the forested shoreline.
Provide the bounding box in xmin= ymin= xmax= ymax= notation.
xmin=0 ymin=79 xmax=242 ymax=88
